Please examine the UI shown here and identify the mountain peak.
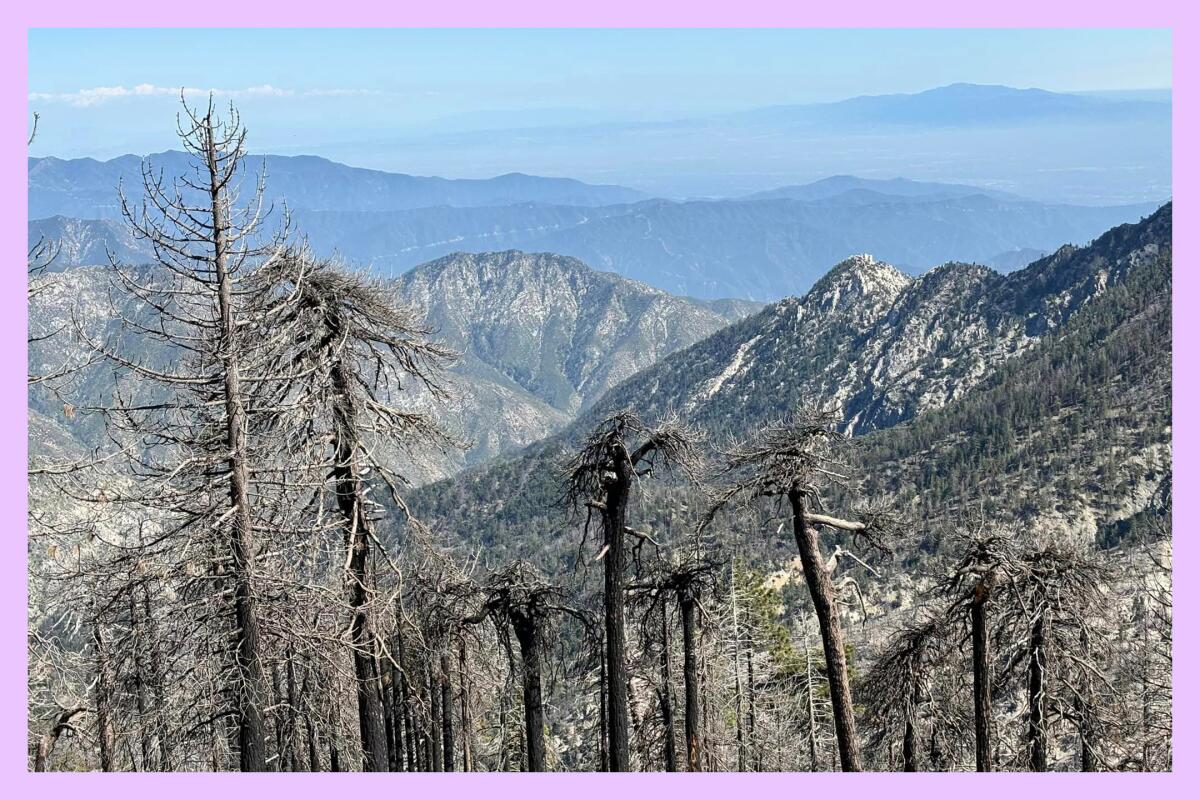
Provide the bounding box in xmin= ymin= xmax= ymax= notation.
xmin=810 ymin=254 xmax=910 ymax=302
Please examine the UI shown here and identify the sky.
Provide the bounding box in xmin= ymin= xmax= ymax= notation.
xmin=28 ymin=28 xmax=1171 ymax=164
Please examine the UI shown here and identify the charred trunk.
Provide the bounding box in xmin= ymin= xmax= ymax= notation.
xmin=440 ymin=650 xmax=455 ymax=772
xmin=512 ymin=610 xmax=547 ymax=772
xmin=679 ymin=586 xmax=702 ymax=771
xmin=428 ymin=662 xmax=443 ymax=772
xmin=789 ymin=489 xmax=861 ymax=771
xmin=93 ymin=621 xmax=116 ymax=771
xmin=971 ymin=588 xmax=993 ymax=772
xmin=658 ymin=605 xmax=678 ymax=772
xmin=602 ymin=445 xmax=632 ymax=771
xmin=1028 ymin=611 xmax=1049 ymax=772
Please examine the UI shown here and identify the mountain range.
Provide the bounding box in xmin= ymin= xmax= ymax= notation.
xmin=305 ymin=84 xmax=1168 ymax=203
xmin=403 ymin=204 xmax=1172 ymax=564
xmin=30 ymin=157 xmax=1159 ymax=300
xmin=28 ymin=201 xmax=1172 ymax=577
xmin=28 ymin=150 xmax=647 ymax=220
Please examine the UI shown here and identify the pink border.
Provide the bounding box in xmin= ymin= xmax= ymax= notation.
xmin=4 ymin=3 xmax=1192 ymax=797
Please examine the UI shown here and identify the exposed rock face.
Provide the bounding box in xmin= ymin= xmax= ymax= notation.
xmin=392 ymin=251 xmax=753 ymax=477
xmin=584 ymin=204 xmax=1171 ymax=439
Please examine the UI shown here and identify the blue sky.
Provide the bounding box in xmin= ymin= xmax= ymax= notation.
xmin=29 ymin=29 xmax=1170 ymax=154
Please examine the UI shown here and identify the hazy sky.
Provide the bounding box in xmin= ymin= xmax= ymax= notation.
xmin=28 ymin=28 xmax=1171 ymax=162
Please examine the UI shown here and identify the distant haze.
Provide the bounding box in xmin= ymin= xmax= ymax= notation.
xmin=28 ymin=29 xmax=1170 ymax=205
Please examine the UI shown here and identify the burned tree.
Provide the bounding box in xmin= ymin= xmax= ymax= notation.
xmin=65 ymin=95 xmax=310 ymax=770
xmin=277 ymin=257 xmax=458 ymax=770
xmin=1011 ymin=541 xmax=1113 ymax=772
xmin=630 ymin=556 xmax=720 ymax=771
xmin=701 ymin=411 xmax=896 ymax=772
xmin=859 ymin=616 xmax=949 ymax=771
xmin=939 ymin=528 xmax=1018 ymax=772
xmin=464 ymin=561 xmax=585 ymax=772
xmin=564 ymin=410 xmax=704 ymax=772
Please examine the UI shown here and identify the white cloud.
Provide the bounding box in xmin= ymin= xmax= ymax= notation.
xmin=28 ymin=84 xmax=383 ymax=107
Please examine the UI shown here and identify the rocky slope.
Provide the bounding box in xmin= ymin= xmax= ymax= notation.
xmin=27 ymin=251 xmax=755 ymax=484
xmin=582 ymin=203 xmax=1171 ymax=439
xmin=395 ymin=251 xmax=753 ymax=475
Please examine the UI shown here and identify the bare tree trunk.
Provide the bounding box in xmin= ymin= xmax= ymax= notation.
xmin=441 ymin=650 xmax=455 ymax=772
xmin=128 ymin=593 xmax=153 ymax=771
xmin=286 ymin=652 xmax=302 ymax=771
xmin=746 ymin=646 xmax=759 ymax=771
xmin=93 ymin=621 xmax=116 ymax=771
xmin=306 ymin=716 xmax=321 ymax=771
xmin=428 ymin=662 xmax=443 ymax=772
xmin=971 ymin=589 xmax=993 ymax=772
xmin=272 ymin=663 xmax=286 ymax=768
xmin=731 ymin=570 xmax=746 ymax=772
xmin=804 ymin=634 xmax=820 ymax=770
xmin=658 ymin=604 xmax=678 ymax=772
xmin=1078 ymin=629 xmax=1097 ymax=772
xmin=679 ymin=587 xmax=702 ymax=771
xmin=394 ymin=625 xmax=416 ymax=772
xmin=458 ymin=639 xmax=474 ymax=772
xmin=598 ymin=639 xmax=609 ymax=772
xmin=512 ymin=611 xmax=546 ymax=772
xmin=328 ymin=352 xmax=389 ymax=772
xmin=140 ymin=581 xmax=170 ymax=770
xmin=602 ymin=448 xmax=633 ymax=771
xmin=789 ymin=490 xmax=861 ymax=771
xmin=903 ymin=719 xmax=917 ymax=772
xmin=204 ymin=116 xmax=270 ymax=773
xmin=381 ymin=661 xmax=396 ymax=770
xmin=1028 ymin=611 xmax=1049 ymax=772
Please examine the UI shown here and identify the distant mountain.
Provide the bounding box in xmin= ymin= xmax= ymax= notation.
xmin=34 ymin=190 xmax=1160 ymax=301
xmin=724 ymin=83 xmax=1171 ymax=128
xmin=28 ymin=151 xmax=647 ymax=219
xmin=311 ymin=83 xmax=1168 ymax=203
xmin=524 ymin=194 xmax=1160 ymax=300
xmin=743 ymin=175 xmax=1018 ymax=203
xmin=395 ymin=251 xmax=752 ymax=474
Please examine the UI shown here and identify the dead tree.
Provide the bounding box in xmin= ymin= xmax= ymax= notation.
xmin=939 ymin=528 xmax=1018 ymax=772
xmin=92 ymin=620 xmax=116 ymax=771
xmin=1009 ymin=541 xmax=1113 ymax=772
xmin=564 ymin=410 xmax=704 ymax=771
xmin=860 ymin=615 xmax=950 ymax=771
xmin=701 ymin=411 xmax=896 ymax=772
xmin=464 ymin=561 xmax=582 ymax=772
xmin=277 ymin=257 xmax=457 ymax=770
xmin=631 ymin=557 xmax=720 ymax=772
xmin=657 ymin=603 xmax=679 ymax=771
xmin=69 ymin=95 xmax=304 ymax=770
